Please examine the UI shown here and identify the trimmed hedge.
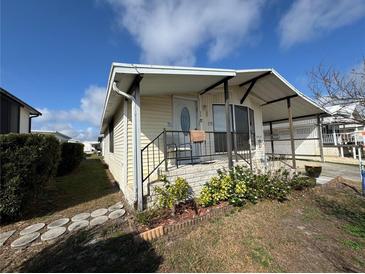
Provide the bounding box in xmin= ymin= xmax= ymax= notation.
xmin=0 ymin=134 xmax=60 ymax=221
xmin=57 ymin=142 xmax=84 ymax=176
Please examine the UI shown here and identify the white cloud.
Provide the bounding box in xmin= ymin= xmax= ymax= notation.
xmin=106 ymin=0 xmax=265 ymax=65
xmin=32 ymin=85 xmax=106 ymax=141
xmin=279 ymin=0 xmax=365 ymax=48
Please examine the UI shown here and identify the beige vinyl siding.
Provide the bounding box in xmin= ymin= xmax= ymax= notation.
xmin=103 ymin=101 xmax=128 ymax=194
xmin=140 ymin=95 xmax=173 ymax=182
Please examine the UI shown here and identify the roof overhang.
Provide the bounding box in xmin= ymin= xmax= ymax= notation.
xmin=100 ymin=63 xmax=236 ymax=132
xmin=100 ymin=64 xmax=329 ymax=132
xmin=0 ymin=87 xmax=42 ymax=116
xmin=230 ymin=69 xmax=328 ymax=123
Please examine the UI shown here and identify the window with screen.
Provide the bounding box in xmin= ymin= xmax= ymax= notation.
xmin=109 ymin=119 xmax=114 ymax=153
xmin=212 ymin=104 xmax=255 ymax=152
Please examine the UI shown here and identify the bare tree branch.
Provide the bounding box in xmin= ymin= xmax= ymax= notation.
xmin=308 ymin=58 xmax=365 ymax=125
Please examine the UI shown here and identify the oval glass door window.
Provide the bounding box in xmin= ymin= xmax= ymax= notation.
xmin=180 ymin=107 xmax=190 ymax=135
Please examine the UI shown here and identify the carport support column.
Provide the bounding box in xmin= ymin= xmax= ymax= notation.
xmin=132 ymin=83 xmax=143 ymax=211
xmin=287 ymin=98 xmax=296 ymax=169
xmin=317 ymin=115 xmax=324 ymax=162
xmin=269 ymin=122 xmax=274 ymax=155
xmin=224 ymin=80 xmax=233 ymax=169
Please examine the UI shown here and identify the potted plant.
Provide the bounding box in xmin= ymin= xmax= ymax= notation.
xmin=305 ymin=164 xmax=322 ymax=178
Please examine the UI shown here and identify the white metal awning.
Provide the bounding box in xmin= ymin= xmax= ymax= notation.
xmin=100 ymin=63 xmax=327 ymax=132
xmin=231 ymin=69 xmax=326 ymax=123
xmin=100 ymin=63 xmax=236 ymax=132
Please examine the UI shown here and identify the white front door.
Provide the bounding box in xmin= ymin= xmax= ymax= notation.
xmin=173 ymin=98 xmax=198 ymax=163
xmin=173 ymin=98 xmax=197 ymax=132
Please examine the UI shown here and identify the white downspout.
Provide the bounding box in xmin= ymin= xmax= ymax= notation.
xmin=112 ymin=81 xmax=143 ymax=211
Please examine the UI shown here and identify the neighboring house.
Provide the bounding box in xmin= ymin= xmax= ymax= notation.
xmin=100 ymin=63 xmax=326 ymax=210
xmin=263 ymin=103 xmax=364 ymax=159
xmin=0 ymin=87 xmax=41 ymax=134
xmin=83 ymin=141 xmax=100 ymax=154
xmin=32 ymin=130 xmax=72 ymax=143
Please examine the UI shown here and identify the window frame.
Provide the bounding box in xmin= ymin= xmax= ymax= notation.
xmin=212 ymin=103 xmax=256 ymax=151
xmin=109 ymin=119 xmax=114 ymax=153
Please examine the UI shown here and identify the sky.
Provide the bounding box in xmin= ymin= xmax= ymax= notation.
xmin=1 ymin=0 xmax=365 ymax=141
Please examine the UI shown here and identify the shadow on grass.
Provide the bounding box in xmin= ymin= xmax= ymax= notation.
xmin=315 ymin=191 xmax=365 ymax=238
xmin=22 ymin=158 xmax=119 ymax=220
xmin=20 ymin=228 xmax=163 ymax=272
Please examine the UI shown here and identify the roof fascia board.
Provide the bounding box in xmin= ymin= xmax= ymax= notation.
xmin=270 ymin=69 xmax=330 ymax=115
xmin=0 ymin=88 xmax=41 ymax=115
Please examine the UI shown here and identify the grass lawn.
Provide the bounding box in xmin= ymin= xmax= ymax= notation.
xmin=5 ymin=180 xmax=364 ymax=272
xmin=0 ymin=156 xmax=122 ymax=232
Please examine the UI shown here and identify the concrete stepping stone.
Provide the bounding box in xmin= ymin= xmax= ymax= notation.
xmin=0 ymin=230 xmax=16 ymax=246
xmin=108 ymin=202 xmax=124 ymax=212
xmin=90 ymin=208 xmax=108 ymax=218
xmin=68 ymin=220 xmax=89 ymax=232
xmin=11 ymin=232 xmax=40 ymax=248
xmin=41 ymin=227 xmax=66 ymax=241
xmin=19 ymin=223 xmax=45 ymax=236
xmin=108 ymin=209 xmax=126 ymax=220
xmin=90 ymin=216 xmax=108 ymax=226
xmin=47 ymin=218 xmax=70 ymax=229
xmin=71 ymin=212 xmax=90 ymax=222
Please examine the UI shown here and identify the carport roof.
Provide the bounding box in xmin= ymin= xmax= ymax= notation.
xmin=100 ymin=63 xmax=328 ymax=132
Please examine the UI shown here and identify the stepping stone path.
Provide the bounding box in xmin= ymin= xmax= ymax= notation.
xmin=108 ymin=209 xmax=126 ymax=220
xmin=4 ymin=203 xmax=127 ymax=248
xmin=47 ymin=218 xmax=70 ymax=229
xmin=108 ymin=202 xmax=124 ymax=212
xmin=41 ymin=227 xmax=66 ymax=241
xmin=68 ymin=220 xmax=89 ymax=232
xmin=90 ymin=208 xmax=108 ymax=218
xmin=19 ymin=223 xmax=45 ymax=236
xmin=71 ymin=212 xmax=90 ymax=222
xmin=90 ymin=216 xmax=108 ymax=226
xmin=11 ymin=232 xmax=40 ymax=248
xmin=0 ymin=230 xmax=16 ymax=246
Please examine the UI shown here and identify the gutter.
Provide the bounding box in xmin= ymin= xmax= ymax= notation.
xmin=112 ymin=80 xmax=143 ymax=211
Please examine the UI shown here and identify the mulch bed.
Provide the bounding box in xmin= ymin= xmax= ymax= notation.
xmin=137 ymin=201 xmax=229 ymax=233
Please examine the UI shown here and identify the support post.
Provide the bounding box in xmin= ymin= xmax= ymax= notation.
xmin=133 ymin=83 xmax=143 ymax=211
xmin=316 ymin=115 xmax=324 ymax=162
xmin=287 ymin=98 xmax=296 ymax=169
xmin=163 ymin=128 xmax=168 ymax=171
xmin=269 ymin=121 xmax=274 ymax=155
xmin=224 ymin=80 xmax=233 ymax=169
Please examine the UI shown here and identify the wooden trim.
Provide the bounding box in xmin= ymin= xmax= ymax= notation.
xmin=238 ymin=71 xmax=271 ymax=87
xmin=200 ymin=76 xmax=234 ymax=95
xmin=261 ymin=94 xmax=298 ymax=106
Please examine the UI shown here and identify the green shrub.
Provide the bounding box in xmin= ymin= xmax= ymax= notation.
xmin=154 ymin=177 xmax=191 ymax=209
xmin=0 ymin=133 xmax=60 ymax=221
xmin=136 ymin=208 xmax=162 ymax=226
xmin=199 ymin=166 xmax=293 ymax=207
xmin=199 ymin=174 xmax=236 ymax=207
xmin=290 ymin=175 xmax=316 ymax=190
xmin=57 ymin=142 xmax=84 ymax=176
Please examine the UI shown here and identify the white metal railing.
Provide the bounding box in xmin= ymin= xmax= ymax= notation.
xmin=322 ymin=132 xmax=363 ymax=145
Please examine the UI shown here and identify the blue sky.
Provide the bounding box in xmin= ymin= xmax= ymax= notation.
xmin=1 ymin=0 xmax=365 ymax=140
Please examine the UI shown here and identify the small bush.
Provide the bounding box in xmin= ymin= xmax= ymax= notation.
xmin=290 ymin=175 xmax=316 ymax=190
xmin=0 ymin=133 xmax=60 ymax=221
xmin=154 ymin=177 xmax=191 ymax=209
xmin=199 ymin=166 xmax=298 ymax=208
xmin=136 ymin=208 xmax=162 ymax=226
xmin=57 ymin=142 xmax=84 ymax=176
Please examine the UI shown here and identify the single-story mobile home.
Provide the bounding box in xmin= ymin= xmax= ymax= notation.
xmin=100 ymin=63 xmax=327 ymax=210
xmin=1 ymin=87 xmax=41 ymax=134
